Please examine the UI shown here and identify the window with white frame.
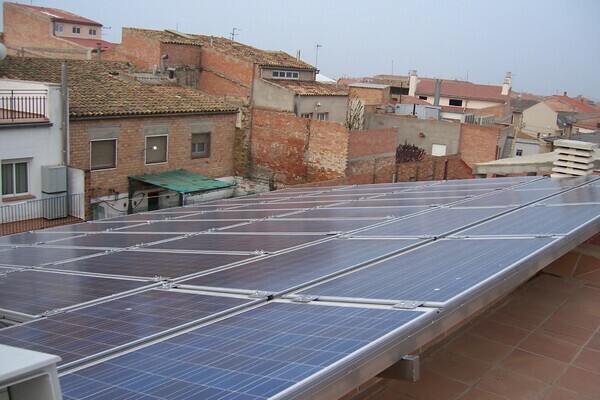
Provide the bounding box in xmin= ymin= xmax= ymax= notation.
xmin=316 ymin=113 xmax=329 ymax=121
xmin=89 ymin=28 xmax=97 ymax=35
xmin=90 ymin=139 xmax=117 ymax=170
xmin=1 ymin=160 xmax=29 ymax=196
xmin=300 ymin=113 xmax=313 ymax=119
xmin=72 ymin=26 xmax=81 ymax=34
xmin=145 ymin=135 xmax=168 ymax=164
xmin=54 ymin=24 xmax=64 ymax=33
xmin=272 ymin=70 xmax=299 ymax=79
xmin=448 ymin=98 xmax=463 ymax=106
xmin=192 ymin=132 xmax=211 ymax=158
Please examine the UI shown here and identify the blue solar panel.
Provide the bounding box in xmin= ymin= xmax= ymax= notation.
xmin=0 ymin=246 xmax=103 ymax=267
xmin=0 ymin=290 xmax=253 ymax=366
xmin=295 ymin=238 xmax=557 ymax=303
xmin=60 ymin=302 xmax=426 ymax=400
xmin=0 ymin=270 xmax=151 ymax=317
xmin=179 ymin=238 xmax=422 ymax=293
xmin=0 ymin=232 xmax=82 ymax=246
xmin=221 ymin=218 xmax=384 ymax=234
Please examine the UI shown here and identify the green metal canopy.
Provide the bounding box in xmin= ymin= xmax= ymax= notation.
xmin=128 ymin=170 xmax=233 ymax=194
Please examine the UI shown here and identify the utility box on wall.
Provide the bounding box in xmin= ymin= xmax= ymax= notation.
xmin=41 ymin=165 xmax=67 ymax=220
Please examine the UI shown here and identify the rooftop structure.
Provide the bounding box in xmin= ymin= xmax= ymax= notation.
xmin=0 ymin=175 xmax=598 ymax=399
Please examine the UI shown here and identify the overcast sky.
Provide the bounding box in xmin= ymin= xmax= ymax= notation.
xmin=2 ymin=0 xmax=599 ymax=99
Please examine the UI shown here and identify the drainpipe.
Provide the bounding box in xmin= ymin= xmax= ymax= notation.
xmin=61 ymin=62 xmax=70 ymax=214
xmin=433 ymin=79 xmax=441 ymax=107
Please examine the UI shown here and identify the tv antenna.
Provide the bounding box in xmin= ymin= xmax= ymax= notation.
xmin=230 ymin=28 xmax=241 ymax=41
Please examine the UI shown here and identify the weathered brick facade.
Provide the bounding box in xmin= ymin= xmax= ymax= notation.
xmin=70 ymin=113 xmax=236 ymax=201
xmin=459 ymin=123 xmax=501 ymax=167
xmin=251 ymin=108 xmax=348 ymax=184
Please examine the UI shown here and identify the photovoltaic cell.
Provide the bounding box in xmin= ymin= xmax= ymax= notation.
xmin=462 ymin=204 xmax=600 ymax=236
xmin=285 ymin=206 xmax=427 ymax=219
xmin=53 ymin=250 xmax=253 ymax=279
xmin=0 ymin=232 xmax=82 ymax=246
xmin=179 ymin=238 xmax=422 ymax=293
xmin=345 ymin=197 xmax=468 ymax=207
xmin=146 ymin=233 xmax=325 ymax=253
xmin=354 ymin=207 xmax=509 ymax=237
xmin=454 ymin=189 xmax=560 ymax=207
xmin=0 ymin=270 xmax=151 ymax=317
xmin=116 ymin=220 xmax=247 ymax=233
xmin=60 ymin=302 xmax=426 ymax=400
xmin=0 ymin=246 xmax=103 ymax=267
xmin=238 ymin=201 xmax=346 ymax=210
xmin=175 ymin=209 xmax=297 ymax=220
xmin=47 ymin=233 xmax=180 ymax=248
xmin=0 ymin=290 xmax=253 ymax=366
xmin=296 ymin=238 xmax=557 ymax=303
xmin=221 ymin=218 xmax=384 ymax=233
xmin=44 ymin=221 xmax=143 ymax=232
xmin=543 ymin=186 xmax=600 ymax=205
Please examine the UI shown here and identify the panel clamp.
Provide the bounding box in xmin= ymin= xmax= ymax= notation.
xmin=393 ymin=300 xmax=423 ymax=309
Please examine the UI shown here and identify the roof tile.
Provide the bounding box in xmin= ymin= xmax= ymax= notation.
xmin=265 ymin=79 xmax=347 ymax=96
xmin=12 ymin=3 xmax=103 ymax=27
xmin=417 ymin=78 xmax=508 ymax=102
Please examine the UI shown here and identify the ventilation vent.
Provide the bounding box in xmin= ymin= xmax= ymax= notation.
xmin=551 ymin=139 xmax=598 ymax=178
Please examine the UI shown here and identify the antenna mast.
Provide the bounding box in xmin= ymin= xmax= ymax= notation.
xmin=230 ymin=28 xmax=241 ymax=41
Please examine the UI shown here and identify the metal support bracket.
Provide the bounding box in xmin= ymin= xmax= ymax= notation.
xmin=291 ymin=294 xmax=318 ymax=303
xmin=393 ymin=300 xmax=423 ymax=309
xmin=377 ymin=354 xmax=420 ymax=381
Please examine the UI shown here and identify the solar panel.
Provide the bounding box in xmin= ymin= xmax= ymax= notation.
xmin=52 ymin=250 xmax=254 ymax=279
xmin=237 ymin=201 xmax=347 ymax=210
xmin=454 ymin=188 xmax=560 ymax=207
xmin=46 ymin=232 xmax=180 ymax=248
xmin=44 ymin=221 xmax=143 ymax=232
xmin=544 ymin=185 xmax=600 ymax=204
xmin=178 ymin=238 xmax=422 ymax=293
xmin=0 ymin=290 xmax=253 ymax=367
xmin=0 ymin=231 xmax=81 ymax=246
xmin=115 ymin=220 xmax=247 ymax=233
xmin=284 ymin=206 xmax=428 ymax=219
xmin=0 ymin=246 xmax=103 ymax=267
xmin=175 ymin=209 xmax=298 ymax=220
xmin=59 ymin=302 xmax=427 ymax=400
xmin=221 ymin=218 xmax=385 ymax=234
xmin=295 ymin=237 xmax=557 ymax=303
xmin=146 ymin=233 xmax=326 ymax=253
xmin=354 ymin=207 xmax=510 ymax=237
xmin=100 ymin=212 xmax=191 ymax=221
xmin=0 ymin=270 xmax=152 ymax=318
xmin=461 ymin=204 xmax=600 ymax=236
xmin=342 ymin=197 xmax=468 ymax=207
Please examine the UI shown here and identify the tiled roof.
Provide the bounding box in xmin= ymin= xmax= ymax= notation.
xmin=0 ymin=56 xmax=238 ymax=118
xmin=545 ymin=95 xmax=600 ymax=114
xmin=60 ymin=37 xmax=117 ymax=50
xmin=510 ymin=98 xmax=540 ymax=112
xmin=127 ymin=28 xmax=314 ymax=70
xmin=265 ymin=79 xmax=348 ymax=96
xmin=11 ymin=3 xmax=103 ymax=26
xmin=416 ymin=78 xmax=508 ymax=102
xmin=348 ymin=83 xmax=389 ymax=89
xmin=397 ymin=96 xmax=431 ymax=105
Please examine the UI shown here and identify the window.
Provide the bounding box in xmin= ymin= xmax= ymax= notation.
xmin=272 ymin=70 xmax=299 ymax=79
xmin=448 ymin=98 xmax=463 ymax=106
xmin=301 ymin=113 xmax=313 ymax=119
xmin=2 ymin=161 xmax=29 ymax=196
xmin=419 ymin=96 xmax=428 ymax=100
xmin=90 ymin=139 xmax=116 ymax=170
xmin=516 ymin=149 xmax=523 ymax=156
xmin=192 ymin=132 xmax=211 ymax=158
xmin=145 ymin=135 xmax=168 ymax=164
xmin=316 ymin=112 xmax=329 ymax=121
xmin=431 ymin=144 xmax=447 ymax=156
xmin=54 ymin=24 xmax=63 ymax=33
xmin=89 ymin=29 xmax=97 ymax=35
xmin=72 ymin=26 xmax=81 ymax=34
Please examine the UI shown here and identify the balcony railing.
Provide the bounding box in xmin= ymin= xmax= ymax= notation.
xmin=0 ymin=89 xmax=49 ymax=123
xmin=0 ymin=193 xmax=85 ymax=236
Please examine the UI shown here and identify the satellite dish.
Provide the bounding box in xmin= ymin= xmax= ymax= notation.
xmin=0 ymin=44 xmax=6 ymax=60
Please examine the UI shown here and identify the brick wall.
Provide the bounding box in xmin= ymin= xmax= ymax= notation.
xmin=119 ymin=28 xmax=162 ymax=69
xmin=199 ymin=48 xmax=254 ymax=99
xmin=251 ymin=108 xmax=348 ymax=184
xmin=348 ymin=129 xmax=397 ymax=159
xmin=3 ymin=3 xmax=90 ymax=59
xmin=459 ymin=123 xmax=500 ymax=167
xmin=70 ymin=113 xmax=236 ymax=199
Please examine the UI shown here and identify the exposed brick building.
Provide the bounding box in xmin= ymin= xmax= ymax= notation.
xmin=0 ymin=56 xmax=238 ymax=219
xmin=2 ymin=2 xmax=116 ymax=59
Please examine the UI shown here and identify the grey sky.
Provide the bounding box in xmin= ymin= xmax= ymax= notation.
xmin=2 ymin=0 xmax=599 ymax=99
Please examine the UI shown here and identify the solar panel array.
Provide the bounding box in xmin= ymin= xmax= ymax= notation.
xmin=0 ymin=175 xmax=599 ymax=399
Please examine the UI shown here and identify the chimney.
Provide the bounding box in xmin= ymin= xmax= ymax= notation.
xmin=408 ymin=70 xmax=418 ymax=97
xmin=563 ymin=91 xmax=567 ymax=96
xmin=160 ymin=54 xmax=168 ymax=74
xmin=433 ymin=79 xmax=442 ymax=107
xmin=296 ymin=50 xmax=300 ymax=62
xmin=551 ymin=139 xmax=598 ymax=178
xmin=501 ymin=72 xmax=511 ymax=96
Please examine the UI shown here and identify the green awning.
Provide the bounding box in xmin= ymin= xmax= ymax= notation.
xmin=129 ymin=170 xmax=233 ymax=194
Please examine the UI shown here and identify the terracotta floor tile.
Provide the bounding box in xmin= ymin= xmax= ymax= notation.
xmin=543 ymin=253 xmax=579 ymax=277
xmin=573 ymin=347 xmax=600 ymax=374
xmin=423 ymin=348 xmax=491 ymax=385
xmin=557 ymin=366 xmax=600 ymax=399
xmin=458 ymin=387 xmax=506 ymax=400
xmin=468 ymin=318 xmax=529 ymax=346
xmin=562 ymin=298 xmax=600 ymax=317
xmin=571 ymin=285 xmax=600 ymax=305
xmin=548 ymin=308 xmax=600 ymax=332
xmin=384 ymin=369 xmax=468 ymax=400
xmin=491 ymin=298 xmax=556 ymax=330
xmin=444 ymin=333 xmax=513 ymax=364
xmin=476 ymin=367 xmax=548 ymax=399
xmin=538 ymin=318 xmax=594 ymax=346
xmin=573 ymin=254 xmax=600 ymax=277
xmin=543 ymin=387 xmax=595 ymax=400
xmin=518 ymin=332 xmax=580 ymax=363
xmin=586 ymin=333 xmax=600 ymax=352
xmin=499 ymin=349 xmax=567 ymax=383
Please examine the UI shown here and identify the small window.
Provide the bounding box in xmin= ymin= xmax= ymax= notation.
xmin=301 ymin=113 xmax=313 ymax=119
xmin=272 ymin=70 xmax=299 ymax=79
xmin=192 ymin=132 xmax=211 ymax=158
xmin=316 ymin=113 xmax=329 ymax=121
xmin=72 ymin=26 xmax=81 ymax=34
xmin=431 ymin=144 xmax=447 ymax=156
xmin=145 ymin=135 xmax=168 ymax=164
xmin=516 ymin=149 xmax=523 ymax=156
xmin=89 ymin=29 xmax=97 ymax=36
xmin=54 ymin=24 xmax=63 ymax=33
xmin=2 ymin=161 xmax=29 ymax=196
xmin=419 ymin=96 xmax=428 ymax=100
xmin=448 ymin=98 xmax=463 ymax=106
xmin=90 ymin=139 xmax=116 ymax=170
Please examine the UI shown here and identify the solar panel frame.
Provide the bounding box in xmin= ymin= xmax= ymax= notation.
xmin=114 ymin=219 xmax=249 ymax=233
xmin=0 ymin=246 xmax=105 ymax=267
xmin=219 ymin=218 xmax=388 ymax=234
xmin=45 ymin=232 xmax=182 ymax=248
xmin=0 ymin=232 xmax=83 ymax=246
